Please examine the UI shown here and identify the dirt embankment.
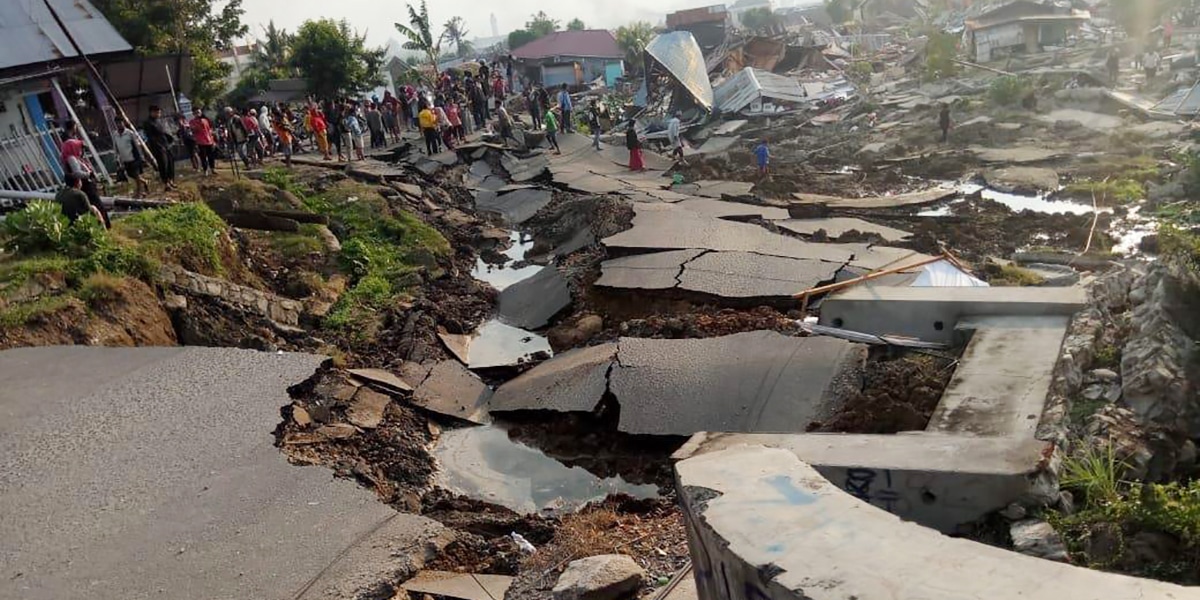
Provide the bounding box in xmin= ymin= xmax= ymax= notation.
xmin=0 ymin=277 xmax=176 ymax=350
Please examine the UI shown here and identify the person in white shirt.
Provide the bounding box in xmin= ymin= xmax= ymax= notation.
xmin=667 ymin=112 xmax=686 ymax=165
xmin=113 ymin=120 xmax=150 ymax=197
xmin=1143 ymin=49 xmax=1162 ymax=83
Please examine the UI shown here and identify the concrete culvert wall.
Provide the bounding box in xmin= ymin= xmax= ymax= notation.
xmin=675 ymin=445 xmax=1200 ymax=600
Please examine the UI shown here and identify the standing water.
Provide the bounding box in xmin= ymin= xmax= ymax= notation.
xmin=472 ymin=231 xmax=542 ymax=291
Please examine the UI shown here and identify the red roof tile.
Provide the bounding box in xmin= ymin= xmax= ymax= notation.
xmin=511 ymin=30 xmax=623 ymax=60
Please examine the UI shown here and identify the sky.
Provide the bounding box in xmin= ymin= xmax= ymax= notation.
xmin=235 ymin=0 xmax=806 ymax=49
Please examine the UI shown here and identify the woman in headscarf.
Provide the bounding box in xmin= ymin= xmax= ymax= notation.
xmin=626 ymin=123 xmax=644 ymax=172
xmin=59 ymin=122 xmax=111 ymax=228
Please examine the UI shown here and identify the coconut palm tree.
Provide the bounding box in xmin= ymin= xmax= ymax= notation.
xmin=443 ymin=16 xmax=474 ymax=58
xmin=252 ymin=21 xmax=293 ymax=78
xmin=615 ymin=21 xmax=654 ymax=75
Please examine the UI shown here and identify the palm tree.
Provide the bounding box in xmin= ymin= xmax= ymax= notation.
xmin=615 ymin=21 xmax=654 ymax=75
xmin=442 ymin=16 xmax=473 ymax=58
xmin=395 ymin=0 xmax=442 ymax=80
xmin=252 ymin=21 xmax=293 ymax=78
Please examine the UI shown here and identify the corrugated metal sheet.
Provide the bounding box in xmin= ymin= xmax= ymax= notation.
xmin=644 ymin=31 xmax=714 ymax=111
xmin=1153 ymin=82 xmax=1200 ymax=116
xmin=714 ymin=68 xmax=807 ymax=114
xmin=0 ymin=0 xmax=132 ymax=73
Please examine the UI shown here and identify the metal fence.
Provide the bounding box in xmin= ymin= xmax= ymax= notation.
xmin=0 ymin=128 xmax=65 ymax=193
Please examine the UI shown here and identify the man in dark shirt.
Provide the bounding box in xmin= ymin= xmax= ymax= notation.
xmin=143 ymin=105 xmax=176 ymax=190
xmin=55 ymin=173 xmax=97 ymax=223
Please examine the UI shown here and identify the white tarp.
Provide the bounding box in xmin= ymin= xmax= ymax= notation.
xmin=912 ymin=260 xmax=989 ymax=287
xmin=713 ymin=67 xmax=808 ymax=115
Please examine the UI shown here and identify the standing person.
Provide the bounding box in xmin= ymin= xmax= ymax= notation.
xmin=113 ymin=119 xmax=150 ymax=197
xmin=557 ymin=84 xmax=573 ymax=133
xmin=176 ymin=114 xmax=198 ymax=171
xmin=382 ymin=103 xmax=398 ymax=144
xmin=435 ymin=105 xmax=455 ymax=150
xmin=527 ymin=88 xmax=542 ymax=130
xmin=492 ymin=74 xmax=506 ymax=114
xmin=626 ymin=123 xmax=644 ymax=171
xmin=365 ymin=102 xmax=385 ymax=148
xmin=587 ymin=102 xmax=603 ymax=150
xmin=506 ymin=55 xmax=514 ymax=91
xmin=1143 ymin=48 xmax=1161 ymax=85
xmin=342 ymin=106 xmax=365 ymax=161
xmin=190 ymin=107 xmax=217 ymax=175
xmin=326 ymin=101 xmax=345 ymax=161
xmin=938 ymin=103 xmax=952 ymax=143
xmin=446 ymin=100 xmax=465 ymax=143
xmin=753 ymin=139 xmax=770 ymax=178
xmin=543 ymin=106 xmax=562 ymax=154
xmin=258 ymin=105 xmax=274 ymax=155
xmin=1107 ymin=49 xmax=1121 ymax=86
xmin=1164 ymin=19 xmax=1174 ymax=50
xmin=310 ymin=106 xmax=331 ymax=160
xmin=418 ymin=103 xmax=439 ymax=155
xmin=667 ymin=111 xmax=685 ymax=164
xmin=273 ymin=109 xmax=294 ymax=167
xmin=56 ymin=173 xmax=104 ymax=224
xmin=143 ymin=106 xmax=176 ymax=189
xmin=496 ymin=105 xmax=516 ymax=146
xmin=223 ymin=107 xmax=251 ymax=168
xmin=58 ymin=124 xmax=111 ymax=228
xmin=244 ymin=109 xmax=265 ymax=165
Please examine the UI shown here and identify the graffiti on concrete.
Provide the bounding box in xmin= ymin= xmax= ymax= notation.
xmin=844 ymin=468 xmax=902 ymax=513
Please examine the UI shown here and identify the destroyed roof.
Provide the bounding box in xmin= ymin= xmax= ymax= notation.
xmin=966 ymin=1 xmax=1089 ymax=29
xmin=667 ymin=5 xmax=729 ymax=28
xmin=714 ymin=68 xmax=807 ymax=114
xmin=1152 ymin=83 xmax=1200 ymax=117
xmin=511 ymin=30 xmax=622 ymax=60
xmin=0 ymin=0 xmax=133 ymax=75
xmin=645 ymin=31 xmax=714 ymax=111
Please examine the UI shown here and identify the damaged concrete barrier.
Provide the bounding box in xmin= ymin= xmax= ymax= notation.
xmin=675 ymin=445 xmax=1200 ymax=600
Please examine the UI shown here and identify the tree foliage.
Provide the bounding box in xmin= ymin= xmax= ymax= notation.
xmin=615 ymin=21 xmax=654 ymax=75
xmin=91 ymin=0 xmax=248 ymax=105
xmin=567 ymin=18 xmax=587 ymax=31
xmin=825 ymin=0 xmax=854 ymax=23
xmin=443 ymin=16 xmax=473 ymax=59
xmin=291 ymin=19 xmax=385 ymax=99
xmin=508 ymin=29 xmax=539 ymax=50
xmin=395 ymin=1 xmax=442 ymax=77
xmin=923 ymin=31 xmax=959 ymax=81
xmin=740 ymin=7 xmax=780 ymax=31
xmin=253 ymin=21 xmax=294 ymax=78
xmin=526 ymin=11 xmax=560 ymax=37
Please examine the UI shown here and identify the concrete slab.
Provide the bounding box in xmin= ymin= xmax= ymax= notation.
xmin=610 ymin=333 xmax=862 ymax=436
xmin=0 ymin=346 xmax=445 ymax=600
xmin=489 ymin=343 xmax=618 ymax=413
xmin=791 ymin=187 xmax=956 ymax=209
xmin=348 ymin=367 xmax=414 ymax=393
xmin=675 ymin=198 xmax=790 ymax=220
xmin=928 ymin=316 xmax=1069 ymax=437
xmin=502 ymin=154 xmax=550 ymax=182
xmin=603 ymin=205 xmax=855 ymax=264
xmin=776 ymin=218 xmax=912 ymax=242
xmin=401 ymin=571 xmax=513 ymax=600
xmin=689 ymin=180 xmax=755 ymax=198
xmin=596 ymin=250 xmax=706 ymax=290
xmin=1039 ymin=109 xmax=1123 ymax=131
xmin=555 ymin=171 xmax=627 ymax=194
xmin=843 ymin=245 xmax=932 ymax=271
xmin=819 ymin=286 xmax=1087 ymax=343
xmin=439 ymin=320 xmax=553 ymax=369
xmin=984 ymin=166 xmax=1060 ymax=193
xmin=696 ymin=136 xmax=739 ymax=155
xmin=969 ymin=146 xmax=1065 ymax=164
xmin=474 ymin=188 xmax=553 ymax=224
xmin=674 ymin=446 xmax=1200 ymax=600
xmin=497 ymin=265 xmax=571 ymax=329
xmin=404 ymin=361 xmax=493 ymax=425
xmin=678 ymin=251 xmax=840 ymax=298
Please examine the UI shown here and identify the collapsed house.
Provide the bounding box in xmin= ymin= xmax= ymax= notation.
xmin=964 ymin=1 xmax=1091 ymax=62
xmin=511 ymin=30 xmax=626 ymax=88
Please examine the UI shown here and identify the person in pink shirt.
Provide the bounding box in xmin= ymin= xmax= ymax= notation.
xmin=492 ymin=75 xmax=506 ymax=113
xmin=242 ymin=109 xmax=264 ymax=165
xmin=446 ymin=101 xmax=464 ymax=143
xmin=189 ymin=107 xmax=217 ymax=175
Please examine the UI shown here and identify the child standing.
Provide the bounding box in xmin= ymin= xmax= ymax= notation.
xmin=544 ymin=107 xmax=561 ymax=154
xmin=753 ymin=139 xmax=770 ymax=177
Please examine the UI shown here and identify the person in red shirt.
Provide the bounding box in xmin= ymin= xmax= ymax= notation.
xmin=310 ymin=106 xmax=331 ymax=160
xmin=492 ymin=75 xmax=506 ymax=114
xmin=446 ymin=101 xmax=464 ymax=143
xmin=242 ymin=109 xmax=263 ymax=165
xmin=189 ymin=107 xmax=217 ymax=175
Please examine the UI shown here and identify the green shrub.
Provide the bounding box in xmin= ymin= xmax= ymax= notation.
xmin=115 ymin=203 xmax=228 ymax=275
xmin=1061 ymin=444 xmax=1124 ymax=505
xmin=1063 ymin=179 xmax=1144 ymax=205
xmin=0 ymin=295 xmax=75 ymax=329
xmin=989 ymin=75 xmax=1031 ymax=106
xmin=2 ymin=200 xmax=69 ymax=255
xmin=271 ymin=224 xmax=326 ymax=259
xmin=924 ymin=31 xmax=960 ymax=81
xmin=324 ymin=274 xmax=394 ymax=331
xmin=76 ymin=272 xmax=126 ymax=305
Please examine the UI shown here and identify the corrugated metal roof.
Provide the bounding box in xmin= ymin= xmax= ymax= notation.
xmin=714 ymin=67 xmax=807 ymax=113
xmin=511 ymin=30 xmax=622 ymax=61
xmin=644 ymin=31 xmax=714 ymax=111
xmin=0 ymin=0 xmax=132 ymax=74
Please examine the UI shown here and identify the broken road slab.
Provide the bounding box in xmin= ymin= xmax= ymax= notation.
xmin=596 ymin=249 xmax=707 ymax=290
xmin=497 ymin=265 xmax=571 ymax=329
xmin=610 ymin=332 xmax=864 ymax=436
xmin=474 ymin=187 xmax=553 ymax=224
xmin=675 ymin=197 xmax=790 ymax=220
xmin=970 ymin=146 xmax=1065 ymax=164
xmin=677 ymin=251 xmax=842 ymax=298
xmin=402 ymin=361 xmax=493 ymax=425
xmin=348 ymin=367 xmax=414 ymax=393
xmin=776 ymin=217 xmax=913 ymax=242
xmin=490 ymin=343 xmax=618 ymax=413
xmin=791 ymin=187 xmax=956 ymax=209
xmin=687 ymin=180 xmax=755 ymax=198
xmin=0 ymin=346 xmax=448 ymax=600
xmin=401 ymin=570 xmax=514 ymax=600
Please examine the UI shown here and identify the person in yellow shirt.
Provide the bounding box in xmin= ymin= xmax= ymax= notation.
xmin=418 ymin=104 xmax=440 ymax=155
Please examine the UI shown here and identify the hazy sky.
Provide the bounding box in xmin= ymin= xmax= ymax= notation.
xmin=236 ymin=0 xmax=741 ymax=47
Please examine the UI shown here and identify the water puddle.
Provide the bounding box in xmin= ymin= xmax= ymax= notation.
xmin=960 ymin=184 xmax=1110 ymax=216
xmin=444 ymin=319 xmax=553 ymax=369
xmin=1112 ymin=205 xmax=1159 ymax=256
xmin=471 ymin=231 xmax=541 ymax=291
xmin=917 ymin=199 xmax=963 ymax=217
xmin=434 ymin=425 xmax=659 ymax=514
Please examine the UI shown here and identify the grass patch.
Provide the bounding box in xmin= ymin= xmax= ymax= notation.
xmin=1159 ymin=223 xmax=1200 ymax=272
xmin=0 ymin=255 xmax=72 ymax=288
xmin=271 ymin=224 xmax=326 ymax=259
xmin=1063 ymin=179 xmax=1144 ymax=205
xmin=76 ymin=272 xmax=127 ymax=305
xmin=989 ymin=75 xmax=1032 ymax=106
xmin=985 ymin=264 xmax=1045 ymax=287
xmin=0 ymin=295 xmax=76 ymax=329
xmin=1070 ymin=394 xmax=1108 ymax=424
xmin=114 ymin=203 xmax=229 ymax=276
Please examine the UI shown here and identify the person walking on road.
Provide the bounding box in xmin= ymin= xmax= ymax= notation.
xmin=113 ymin=119 xmax=150 ymax=197
xmin=557 ymin=84 xmax=573 ymax=133
xmin=938 ymin=104 xmax=952 ymax=144
xmin=189 ymin=107 xmax=217 ymax=175
xmin=588 ymin=102 xmax=603 ymax=151
xmin=144 ymin=106 xmax=176 ymax=190
xmin=1107 ymin=49 xmax=1121 ymax=86
xmin=419 ymin=103 xmax=440 ymax=155
xmin=59 ymin=123 xmax=111 ymax=228
xmin=754 ymin=139 xmax=771 ymax=178
xmin=544 ymin=106 xmax=562 ymax=154
xmin=667 ymin=112 xmax=685 ymax=164
xmin=626 ymin=123 xmax=644 ymax=171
